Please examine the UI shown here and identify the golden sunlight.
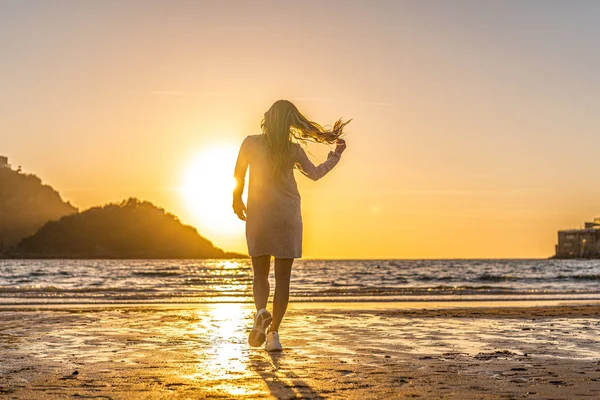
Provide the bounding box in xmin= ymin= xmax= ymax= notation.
xmin=185 ymin=304 xmax=265 ymax=396
xmin=181 ymin=145 xmax=242 ymax=236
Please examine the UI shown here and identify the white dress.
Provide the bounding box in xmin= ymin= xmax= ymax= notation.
xmin=234 ymin=135 xmax=341 ymax=258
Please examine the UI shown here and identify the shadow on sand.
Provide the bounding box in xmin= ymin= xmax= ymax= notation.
xmin=249 ymin=351 xmax=324 ymax=399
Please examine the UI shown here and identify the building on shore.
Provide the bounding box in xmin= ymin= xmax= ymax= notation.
xmin=0 ymin=156 xmax=9 ymax=169
xmin=555 ymin=218 xmax=600 ymax=258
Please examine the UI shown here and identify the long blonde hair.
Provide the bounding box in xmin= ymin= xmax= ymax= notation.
xmin=261 ymin=100 xmax=351 ymax=177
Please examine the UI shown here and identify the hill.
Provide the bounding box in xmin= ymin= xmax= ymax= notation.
xmin=12 ymin=198 xmax=245 ymax=259
xmin=0 ymin=163 xmax=77 ymax=252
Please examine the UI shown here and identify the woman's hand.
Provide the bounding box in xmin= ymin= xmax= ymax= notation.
xmin=232 ymin=197 xmax=247 ymax=221
xmin=335 ymin=138 xmax=347 ymax=155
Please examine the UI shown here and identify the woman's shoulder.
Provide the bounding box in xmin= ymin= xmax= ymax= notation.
xmin=242 ymin=135 xmax=262 ymax=147
xmin=245 ymin=134 xmax=264 ymax=142
xmin=291 ymin=141 xmax=304 ymax=155
xmin=241 ymin=134 xmax=264 ymax=148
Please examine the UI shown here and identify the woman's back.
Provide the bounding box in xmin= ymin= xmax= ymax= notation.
xmin=234 ymin=133 xmax=342 ymax=259
xmin=237 ymin=134 xmax=301 ymax=204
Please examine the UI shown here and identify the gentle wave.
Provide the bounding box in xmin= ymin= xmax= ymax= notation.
xmin=132 ymin=271 xmax=182 ymax=277
xmin=0 ymin=286 xmax=157 ymax=293
xmin=0 ymin=284 xmax=598 ymax=297
xmin=555 ymin=274 xmax=600 ymax=281
xmin=1 ymin=259 xmax=600 ymax=304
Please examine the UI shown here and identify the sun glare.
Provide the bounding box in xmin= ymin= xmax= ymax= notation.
xmin=181 ymin=145 xmax=243 ymax=236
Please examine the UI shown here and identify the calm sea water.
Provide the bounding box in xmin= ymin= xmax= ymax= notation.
xmin=1 ymin=259 xmax=599 ymax=304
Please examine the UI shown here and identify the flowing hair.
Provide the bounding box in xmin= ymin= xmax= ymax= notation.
xmin=261 ymin=100 xmax=351 ymax=177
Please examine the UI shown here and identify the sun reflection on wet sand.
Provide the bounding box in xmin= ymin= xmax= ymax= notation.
xmin=184 ymin=303 xmax=266 ymax=396
xmin=181 ymin=302 xmax=324 ymax=397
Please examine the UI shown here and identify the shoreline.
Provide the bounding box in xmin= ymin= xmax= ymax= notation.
xmin=1 ymin=298 xmax=599 ymax=311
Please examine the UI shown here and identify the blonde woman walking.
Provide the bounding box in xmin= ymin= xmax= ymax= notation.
xmin=233 ymin=100 xmax=349 ymax=351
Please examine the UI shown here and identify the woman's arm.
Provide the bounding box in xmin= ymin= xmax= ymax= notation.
xmin=232 ymin=138 xmax=250 ymax=220
xmin=295 ymin=139 xmax=346 ymax=181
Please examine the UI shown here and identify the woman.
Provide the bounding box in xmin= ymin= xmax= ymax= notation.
xmin=233 ymin=100 xmax=349 ymax=352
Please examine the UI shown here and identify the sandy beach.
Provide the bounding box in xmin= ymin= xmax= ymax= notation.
xmin=1 ymin=301 xmax=599 ymax=399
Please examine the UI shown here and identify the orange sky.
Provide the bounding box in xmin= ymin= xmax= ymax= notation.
xmin=3 ymin=1 xmax=600 ymax=258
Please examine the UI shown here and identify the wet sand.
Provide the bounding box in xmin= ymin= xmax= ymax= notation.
xmin=1 ymin=302 xmax=599 ymax=399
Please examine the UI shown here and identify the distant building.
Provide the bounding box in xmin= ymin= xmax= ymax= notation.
xmin=555 ymin=218 xmax=600 ymax=258
xmin=0 ymin=156 xmax=8 ymax=169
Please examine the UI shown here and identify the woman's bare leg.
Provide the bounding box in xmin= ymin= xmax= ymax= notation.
xmin=251 ymin=255 xmax=271 ymax=311
xmin=269 ymin=258 xmax=294 ymax=332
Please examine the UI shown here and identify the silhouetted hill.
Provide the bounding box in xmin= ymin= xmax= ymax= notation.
xmin=0 ymin=165 xmax=77 ymax=252
xmin=11 ymin=198 xmax=244 ymax=259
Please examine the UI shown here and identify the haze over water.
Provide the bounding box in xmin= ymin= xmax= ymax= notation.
xmin=2 ymin=259 xmax=599 ymax=305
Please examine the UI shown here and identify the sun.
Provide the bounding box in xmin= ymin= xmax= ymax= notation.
xmin=180 ymin=145 xmax=244 ymax=237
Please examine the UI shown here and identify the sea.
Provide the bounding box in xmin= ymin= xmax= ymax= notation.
xmin=1 ymin=259 xmax=599 ymax=305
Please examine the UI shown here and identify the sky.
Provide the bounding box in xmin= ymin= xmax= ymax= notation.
xmin=2 ymin=0 xmax=600 ymax=259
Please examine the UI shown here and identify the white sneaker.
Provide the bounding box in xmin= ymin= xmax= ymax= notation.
xmin=248 ymin=308 xmax=272 ymax=347
xmin=265 ymin=331 xmax=283 ymax=352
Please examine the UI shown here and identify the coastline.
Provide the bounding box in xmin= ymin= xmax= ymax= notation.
xmin=1 ymin=301 xmax=599 ymax=399
xmin=1 ymin=298 xmax=600 ymax=310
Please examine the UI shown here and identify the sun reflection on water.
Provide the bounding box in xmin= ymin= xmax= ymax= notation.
xmin=221 ymin=260 xmax=241 ymax=269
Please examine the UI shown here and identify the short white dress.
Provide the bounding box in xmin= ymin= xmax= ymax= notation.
xmin=234 ymin=135 xmax=341 ymax=258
